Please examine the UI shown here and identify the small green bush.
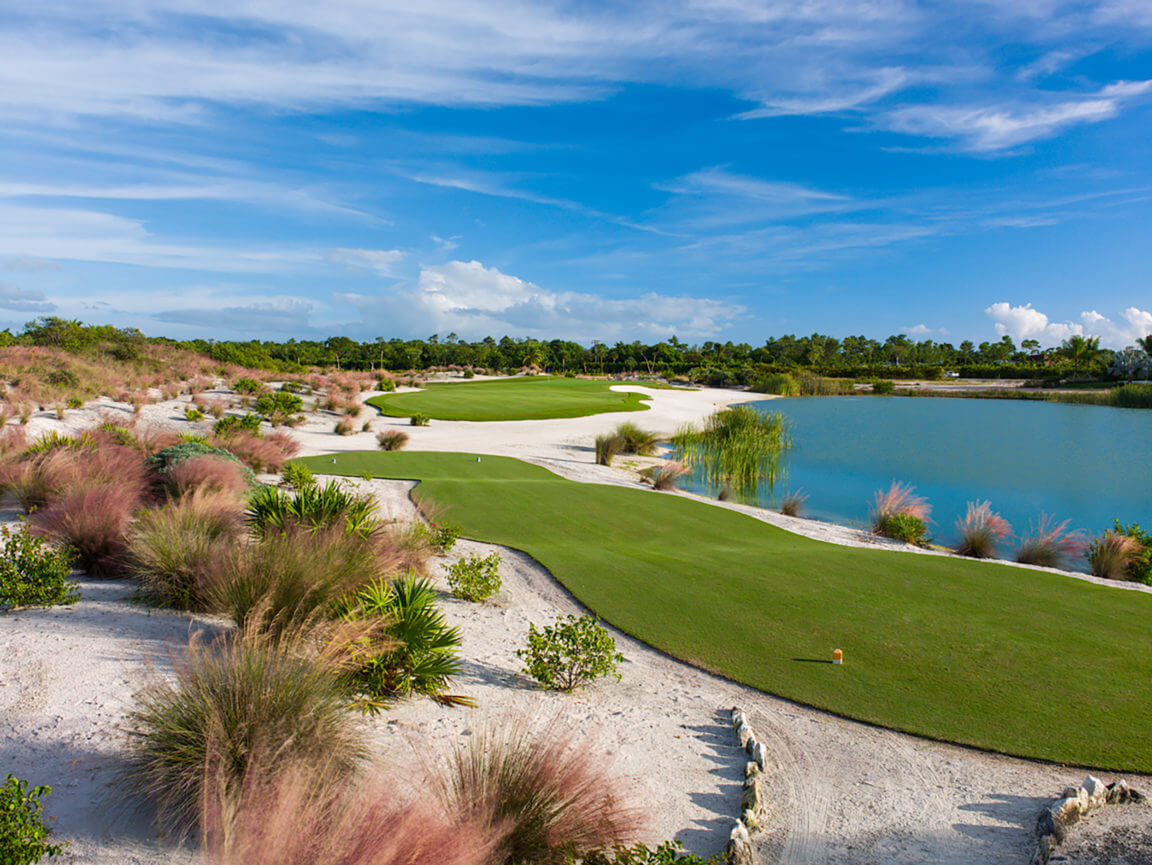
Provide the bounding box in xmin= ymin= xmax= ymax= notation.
xmin=0 ymin=528 xmax=78 ymax=612
xmin=1110 ymin=520 xmax=1152 ymax=584
xmin=580 ymin=841 xmax=721 ymax=865
xmin=280 ymin=462 xmax=316 ymax=490
xmin=233 ymin=377 xmax=263 ymax=395
xmin=872 ymin=380 xmax=896 ymax=395
xmin=214 ymin=414 xmax=263 ymax=436
xmin=254 ymin=392 xmax=303 ymax=424
xmin=446 ymin=552 xmax=502 ymax=601
xmin=375 ymin=378 xmax=396 ymax=392
xmin=410 ymin=412 xmax=430 ymax=427
xmin=429 ymin=523 xmax=460 ymax=554
xmin=877 ymin=513 xmax=927 ymax=545
xmin=518 ymin=615 xmax=623 ymax=691
xmin=752 ymin=372 xmax=799 ymax=396
xmin=0 ymin=774 xmax=67 ymax=864
xmin=65 ymin=396 xmax=83 ymax=410
xmin=148 ymin=442 xmax=254 ymax=483
xmin=462 ymin=369 xmax=475 ymax=379
xmin=184 ymin=407 xmax=204 ymax=422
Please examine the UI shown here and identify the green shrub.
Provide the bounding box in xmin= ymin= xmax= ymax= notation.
xmin=580 ymin=841 xmax=721 ymax=865
xmin=65 ymin=396 xmax=83 ymax=410
xmin=462 ymin=369 xmax=475 ymax=379
xmin=148 ymin=442 xmax=254 ymax=483
xmin=340 ymin=572 xmax=470 ymax=711
xmin=518 ymin=615 xmax=623 ymax=691
xmin=446 ymin=552 xmax=502 ymax=601
xmin=871 ymin=380 xmax=896 ymax=395
xmin=280 ymin=462 xmax=316 ymax=490
xmin=752 ymin=372 xmax=799 ymax=396
xmin=877 ymin=513 xmax=928 ymax=545
xmin=184 ymin=407 xmax=204 ymax=422
xmin=1108 ymin=521 xmax=1151 ymax=584
xmin=233 ymin=377 xmax=263 ymax=395
xmin=247 ymin=480 xmax=378 ymax=537
xmin=214 ymin=413 xmax=263 ymax=436
xmin=429 ymin=523 xmax=461 ymax=554
xmin=410 ymin=412 xmax=430 ymax=427
xmin=375 ymin=378 xmax=396 ymax=392
xmin=0 ymin=774 xmax=67 ymax=864
xmin=0 ymin=528 xmax=78 ymax=612
xmin=254 ymin=392 xmax=303 ymax=424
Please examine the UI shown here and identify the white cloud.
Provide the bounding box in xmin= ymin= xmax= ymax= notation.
xmin=985 ymin=301 xmax=1152 ymax=347
xmin=327 ymin=248 xmax=405 ymax=276
xmin=906 ymin=323 xmax=948 ymax=336
xmin=5 ymin=255 xmax=60 ymax=272
xmin=884 ymin=80 xmax=1152 ymax=152
xmin=338 ymin=259 xmax=744 ymax=341
xmin=0 ymin=282 xmax=56 ymax=312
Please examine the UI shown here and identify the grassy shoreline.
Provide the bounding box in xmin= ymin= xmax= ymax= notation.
xmin=299 ymin=450 xmax=1152 ymax=773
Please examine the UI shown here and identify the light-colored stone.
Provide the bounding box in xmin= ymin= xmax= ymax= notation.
xmin=741 ymin=807 xmax=760 ymax=832
xmin=744 ymin=735 xmax=758 ymax=757
xmin=751 ymin=739 xmax=766 ymax=770
xmin=741 ymin=777 xmax=762 ymax=814
xmin=726 ymin=820 xmax=754 ymax=865
xmin=731 ymin=707 xmax=746 ymax=727
xmin=1050 ymin=796 xmax=1081 ymax=831
xmin=745 ymin=761 xmax=760 ymax=780
xmin=735 ymin=721 xmax=752 ymax=747
xmin=1083 ymin=774 xmax=1107 ymax=809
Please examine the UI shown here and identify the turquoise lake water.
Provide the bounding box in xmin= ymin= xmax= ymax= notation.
xmin=679 ymin=396 xmax=1152 ymax=547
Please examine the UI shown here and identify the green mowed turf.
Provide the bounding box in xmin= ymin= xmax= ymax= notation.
xmin=299 ymin=451 xmax=1152 ymax=771
xmin=366 ymin=376 xmax=654 ymax=421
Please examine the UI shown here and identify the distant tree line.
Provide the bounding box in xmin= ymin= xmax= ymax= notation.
xmin=3 ymin=317 xmax=1150 ymax=385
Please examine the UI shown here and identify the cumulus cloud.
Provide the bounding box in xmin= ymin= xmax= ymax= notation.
xmin=0 ymin=282 xmax=56 ymax=312
xmin=905 ymin=323 xmax=948 ymax=336
xmin=339 ymin=259 xmax=744 ymax=341
xmin=984 ymin=301 xmax=1152 ymax=347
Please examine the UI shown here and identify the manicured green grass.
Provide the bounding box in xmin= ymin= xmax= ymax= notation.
xmin=367 ymin=377 xmax=655 ymax=421
xmin=299 ymin=451 xmax=1152 ymax=771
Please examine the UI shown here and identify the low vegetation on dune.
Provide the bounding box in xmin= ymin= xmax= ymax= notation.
xmin=306 ymin=451 xmax=1152 ymax=772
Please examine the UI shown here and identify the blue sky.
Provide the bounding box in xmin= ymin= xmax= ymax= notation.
xmin=1 ymin=0 xmax=1151 ymax=347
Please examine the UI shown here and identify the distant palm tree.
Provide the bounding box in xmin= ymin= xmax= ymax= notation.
xmin=1138 ymin=334 xmax=1152 ymax=357
xmin=1060 ymin=334 xmax=1104 ymax=375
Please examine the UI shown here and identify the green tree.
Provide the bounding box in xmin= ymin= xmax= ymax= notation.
xmin=1060 ymin=334 xmax=1104 ymax=374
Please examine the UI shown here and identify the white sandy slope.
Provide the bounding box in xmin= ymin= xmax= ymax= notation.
xmin=3 ymin=383 xmax=1150 ymax=864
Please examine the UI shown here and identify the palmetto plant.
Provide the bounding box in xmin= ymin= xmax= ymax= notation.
xmin=339 ymin=571 xmax=471 ymax=711
xmin=1059 ymin=334 xmax=1105 ymax=374
xmin=247 ymin=481 xmax=378 ymax=536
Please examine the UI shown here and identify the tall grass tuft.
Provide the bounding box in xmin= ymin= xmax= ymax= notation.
xmin=953 ymin=500 xmax=1013 ymax=559
xmin=127 ymin=489 xmax=246 ymax=610
xmin=671 ymin=406 xmax=791 ymax=502
xmin=439 ymin=719 xmax=643 ymax=865
xmin=376 ymin=429 xmax=409 ymax=451
xmin=210 ymin=526 xmax=392 ymax=640
xmin=202 ymin=755 xmax=499 ymax=865
xmin=594 ymin=433 xmax=620 ymax=466
xmin=612 ymin=422 xmax=659 ymax=456
xmin=124 ymin=625 xmax=369 ymax=834
xmin=1087 ymin=531 xmax=1144 ymax=581
xmin=165 ymin=455 xmax=251 ymax=497
xmin=869 ymin=481 xmax=932 ymax=533
xmin=1015 ymin=514 xmax=1088 ymax=569
xmin=779 ymin=489 xmax=808 ymax=517
xmin=27 ymin=482 xmax=142 ymax=576
xmin=217 ymin=433 xmax=289 ymax=472
xmin=640 ymin=461 xmax=687 ymax=491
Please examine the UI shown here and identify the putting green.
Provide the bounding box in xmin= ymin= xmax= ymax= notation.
xmin=367 ymin=376 xmax=654 ymax=421
xmin=299 ymin=451 xmax=1152 ymax=771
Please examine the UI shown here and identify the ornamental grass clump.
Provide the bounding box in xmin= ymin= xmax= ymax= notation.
xmin=0 ymin=528 xmax=77 ymax=611
xmin=779 ymin=489 xmax=808 ymax=517
xmin=376 ymin=429 xmax=409 ymax=451
xmin=1015 ymin=514 xmax=1088 ymax=569
xmin=439 ymin=719 xmax=642 ymax=865
xmin=164 ymin=455 xmax=252 ymax=497
xmin=27 ymin=482 xmax=142 ymax=576
xmin=870 ymin=481 xmax=931 ymax=544
xmin=518 ymin=615 xmax=623 ymax=692
xmin=127 ymin=490 xmax=246 ymax=611
xmin=446 ymin=552 xmax=502 ymax=601
xmin=1087 ymin=531 xmax=1144 ymax=581
xmin=639 ymin=461 xmax=687 ymax=491
xmin=671 ymin=406 xmax=791 ymax=502
xmin=612 ymin=422 xmax=659 ymax=456
xmin=338 ymin=571 xmax=470 ymax=711
xmin=953 ymin=500 xmax=1013 ymax=559
xmin=594 ymin=433 xmax=620 ymax=466
xmin=202 ymin=756 xmax=498 ymax=865
xmin=124 ymin=624 xmax=369 ymax=834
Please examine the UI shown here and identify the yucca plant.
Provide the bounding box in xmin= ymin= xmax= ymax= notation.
xmin=339 ymin=571 xmax=471 ymax=711
xmin=439 ymin=719 xmax=642 ymax=865
xmin=953 ymin=500 xmax=1013 ymax=559
xmin=247 ymin=481 xmax=378 ymax=537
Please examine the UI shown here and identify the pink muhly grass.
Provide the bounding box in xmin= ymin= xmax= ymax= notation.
xmin=0 ymin=424 xmax=27 ymax=456
xmin=870 ymin=481 xmax=932 ymax=532
xmin=642 ymin=460 xmax=687 ymax=491
xmin=264 ymin=430 xmax=300 ymax=457
xmin=440 ymin=719 xmax=644 ymax=865
xmin=166 ymin=456 xmax=251 ymax=496
xmin=953 ymin=500 xmax=1013 ymax=559
xmin=1015 ymin=514 xmax=1088 ymax=569
xmin=216 ymin=434 xmax=287 ymax=472
xmin=28 ymin=482 xmax=142 ymax=576
xmin=1088 ymin=531 xmax=1143 ymax=581
xmin=203 ymin=757 xmax=499 ymax=865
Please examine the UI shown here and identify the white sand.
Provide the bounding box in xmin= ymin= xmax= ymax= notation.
xmin=4 ymin=383 xmax=1151 ymax=863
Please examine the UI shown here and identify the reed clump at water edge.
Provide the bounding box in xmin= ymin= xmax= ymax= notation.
xmin=670 ymin=405 xmax=791 ymax=504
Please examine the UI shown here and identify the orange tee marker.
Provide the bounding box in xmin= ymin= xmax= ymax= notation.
xmin=832 ymin=649 xmax=843 ymax=665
